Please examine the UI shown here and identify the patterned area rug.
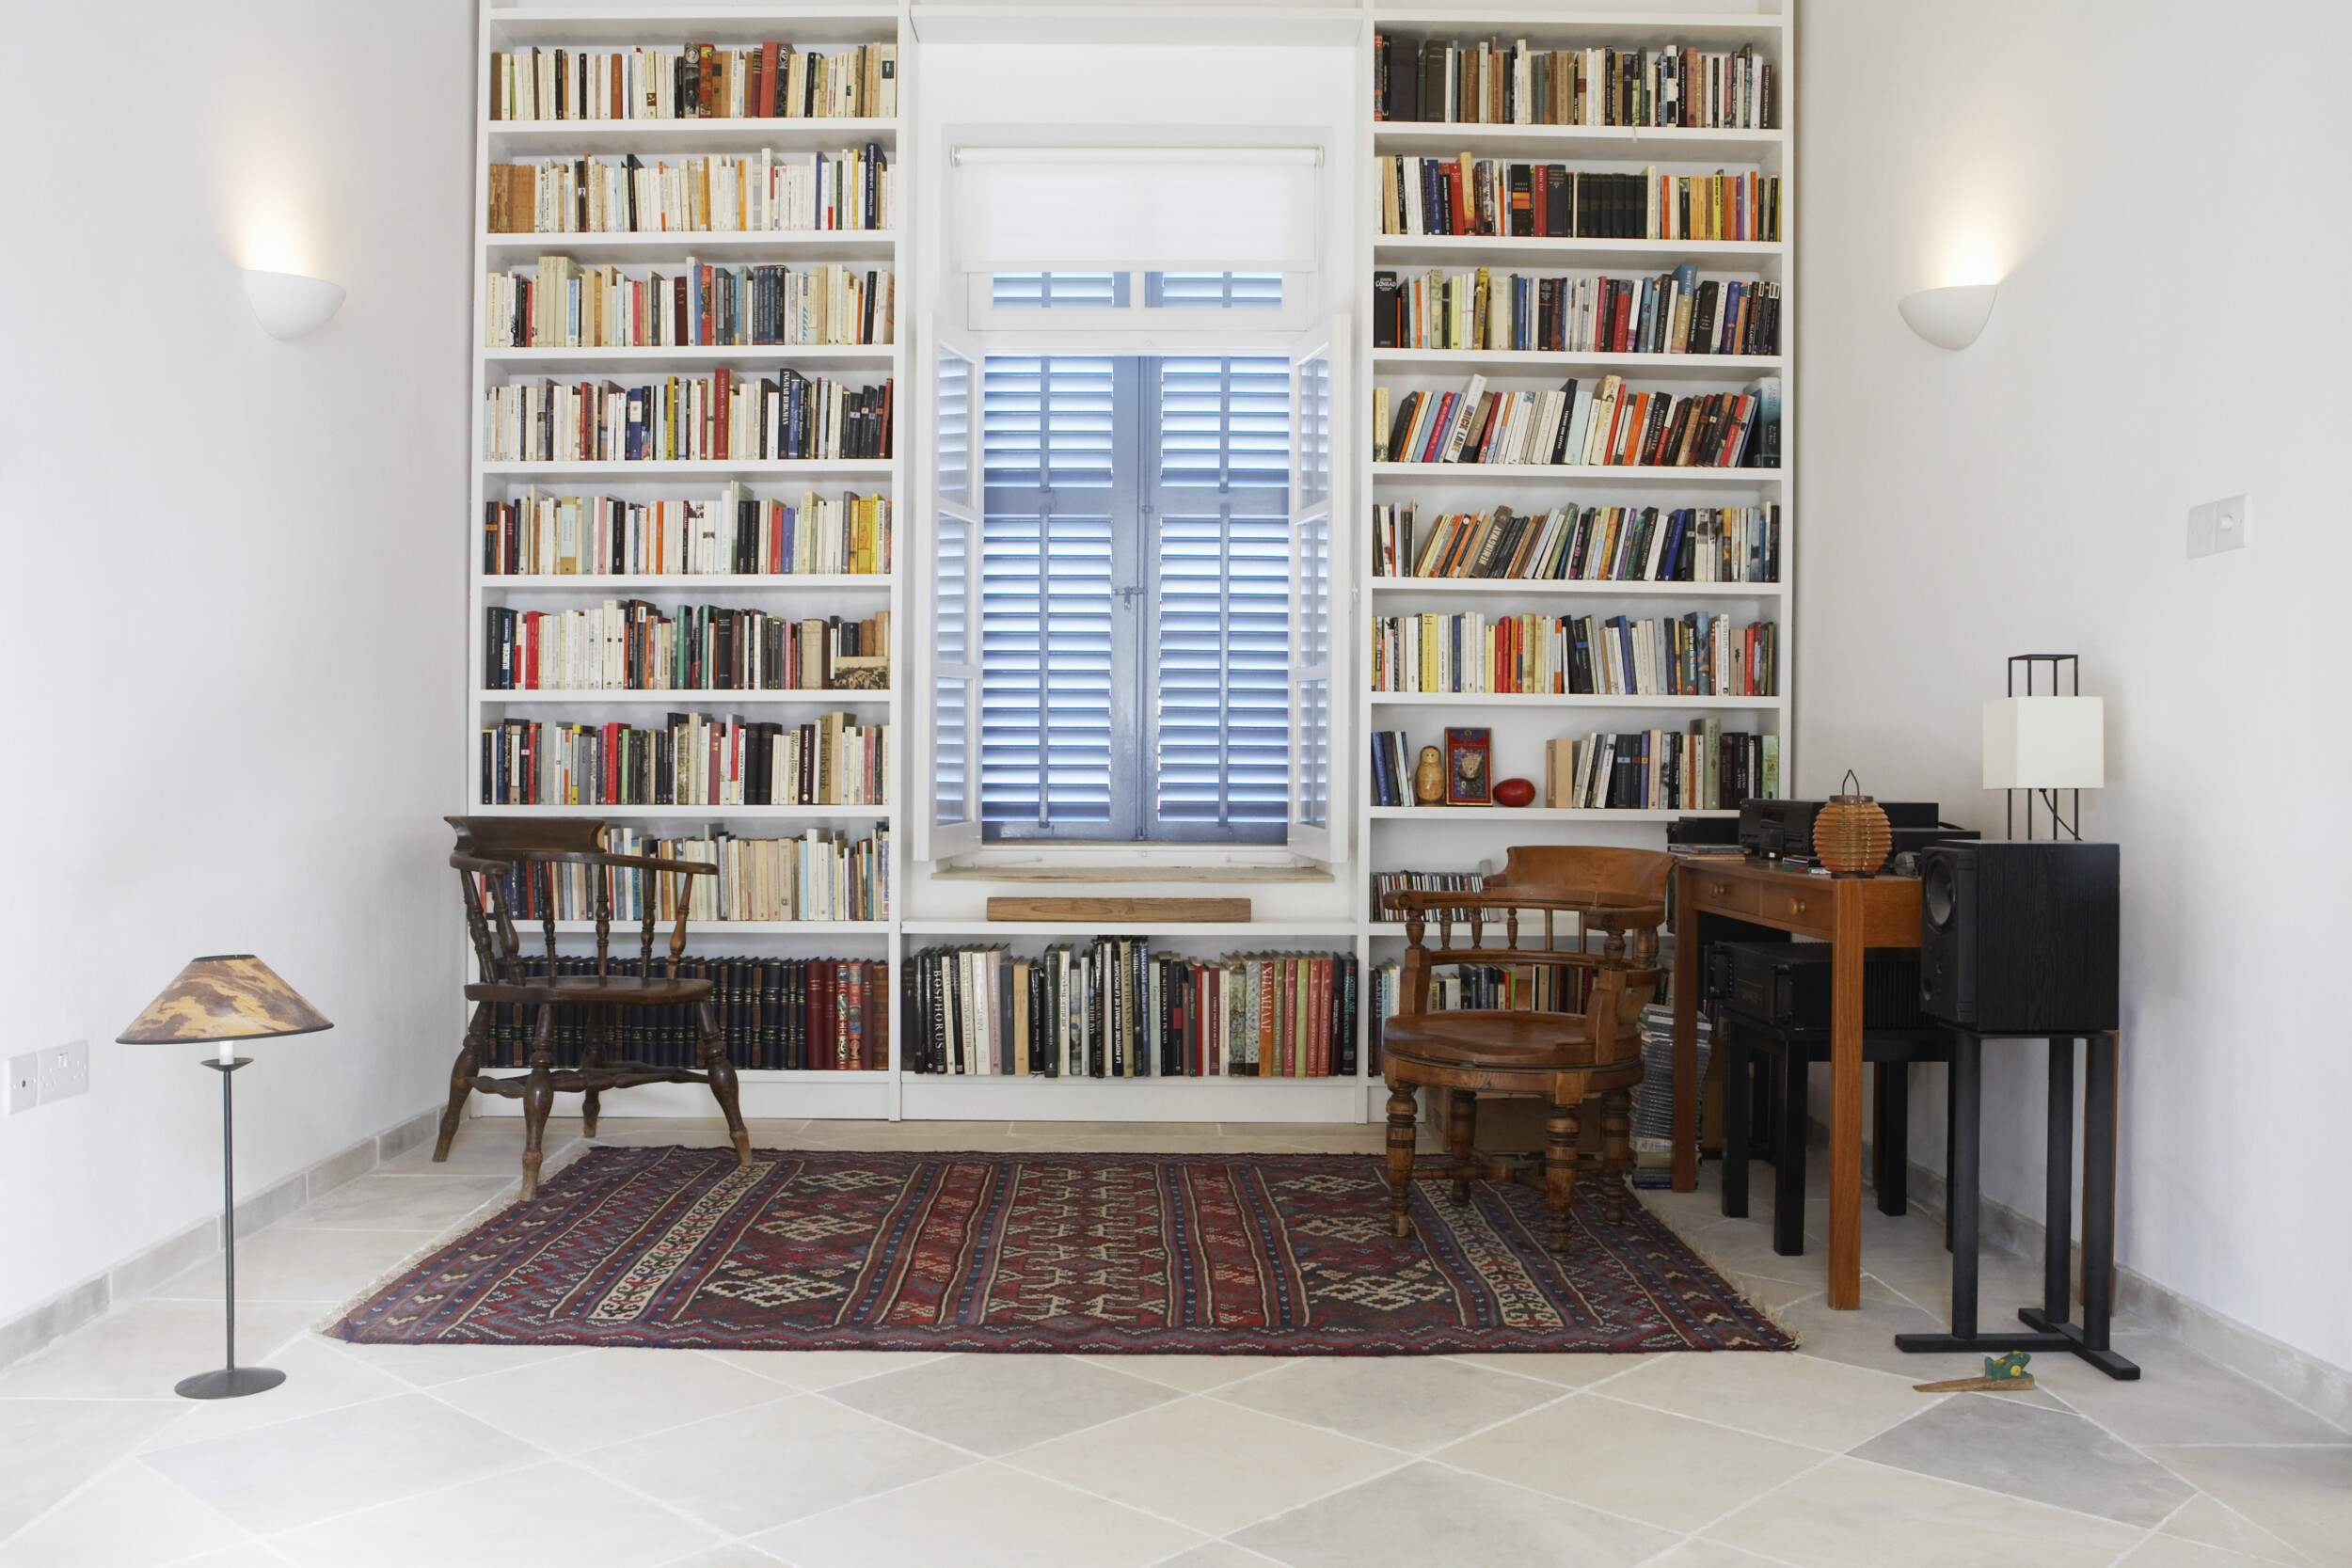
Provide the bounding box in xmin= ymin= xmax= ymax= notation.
xmin=329 ymin=1147 xmax=1790 ymax=1354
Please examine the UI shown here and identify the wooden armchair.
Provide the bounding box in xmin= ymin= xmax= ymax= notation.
xmin=436 ymin=816 xmax=753 ymax=1197
xmin=1379 ymin=846 xmax=1673 ymax=1255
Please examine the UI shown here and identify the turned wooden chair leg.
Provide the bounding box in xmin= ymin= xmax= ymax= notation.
xmin=519 ymin=1006 xmax=556 ymax=1200
xmin=698 ymin=1002 xmax=753 ymax=1166
xmin=433 ymin=1004 xmax=489 ymax=1162
xmin=1600 ymin=1087 xmax=1633 ymax=1225
xmin=1546 ymin=1098 xmax=1581 ymax=1256
xmin=580 ymin=1007 xmax=609 ymax=1139
xmin=1385 ymin=1084 xmax=1420 ymax=1238
xmin=1447 ymin=1088 xmax=1477 ymax=1204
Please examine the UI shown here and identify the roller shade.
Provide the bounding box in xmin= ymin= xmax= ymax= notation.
xmin=955 ymin=148 xmax=1318 ymax=271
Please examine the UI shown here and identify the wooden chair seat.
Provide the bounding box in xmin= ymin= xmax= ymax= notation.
xmin=1380 ymin=1008 xmax=1627 ymax=1069
xmin=462 ymin=974 xmax=717 ymax=1006
xmin=1380 ymin=845 xmax=1674 ymax=1256
xmin=436 ymin=816 xmax=754 ymax=1197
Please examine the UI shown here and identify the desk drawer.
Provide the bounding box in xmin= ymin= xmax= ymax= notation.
xmin=1764 ymin=884 xmax=1830 ymax=932
xmin=1692 ymin=868 xmax=1762 ymax=916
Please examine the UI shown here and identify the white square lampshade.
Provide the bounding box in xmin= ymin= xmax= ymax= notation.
xmin=1982 ymin=696 xmax=2105 ymax=790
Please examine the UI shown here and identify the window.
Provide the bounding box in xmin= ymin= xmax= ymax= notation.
xmin=989 ymin=272 xmax=1130 ymax=309
xmin=978 ymin=354 xmax=1291 ymax=842
xmin=973 ymin=271 xmax=1294 ymax=327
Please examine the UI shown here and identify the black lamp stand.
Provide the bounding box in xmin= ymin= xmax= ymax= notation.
xmin=176 ymin=1057 xmax=287 ymax=1400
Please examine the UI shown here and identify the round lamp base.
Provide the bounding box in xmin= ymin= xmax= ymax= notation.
xmin=175 ymin=1366 xmax=287 ymax=1401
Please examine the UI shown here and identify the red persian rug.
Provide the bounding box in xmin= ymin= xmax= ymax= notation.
xmin=329 ymin=1147 xmax=1790 ymax=1354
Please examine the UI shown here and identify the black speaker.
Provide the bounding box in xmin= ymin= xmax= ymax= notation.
xmin=1919 ymin=842 xmax=2120 ymax=1033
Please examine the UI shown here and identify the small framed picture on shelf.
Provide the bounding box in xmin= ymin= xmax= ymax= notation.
xmin=1445 ymin=727 xmax=1493 ymax=806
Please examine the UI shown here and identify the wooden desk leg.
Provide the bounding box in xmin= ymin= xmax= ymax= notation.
xmin=1826 ymin=886 xmax=1866 ymax=1310
xmin=1671 ymin=862 xmax=1700 ymax=1192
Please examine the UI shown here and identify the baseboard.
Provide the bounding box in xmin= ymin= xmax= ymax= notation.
xmin=0 ymin=1104 xmax=443 ymax=1374
xmin=1804 ymin=1117 xmax=2352 ymax=1432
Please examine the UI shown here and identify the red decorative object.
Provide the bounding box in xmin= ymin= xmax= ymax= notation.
xmin=328 ymin=1147 xmax=1792 ymax=1355
xmin=1494 ymin=777 xmax=1536 ymax=808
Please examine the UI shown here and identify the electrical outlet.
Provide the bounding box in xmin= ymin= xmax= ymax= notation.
xmin=2188 ymin=494 xmax=2250 ymax=558
xmin=7 ymin=1053 xmax=38 ymax=1115
xmin=37 ymin=1040 xmax=89 ymax=1103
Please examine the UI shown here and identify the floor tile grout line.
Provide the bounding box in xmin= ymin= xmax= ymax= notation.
xmin=1828 ymin=1445 xmax=2209 ymax=1536
xmin=0 ymin=1436 xmax=267 ymax=1559
xmin=1581 ymin=1384 xmax=1934 ymax=1458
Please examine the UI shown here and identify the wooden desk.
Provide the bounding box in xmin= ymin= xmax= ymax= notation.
xmin=1671 ymin=858 xmax=1922 ymax=1311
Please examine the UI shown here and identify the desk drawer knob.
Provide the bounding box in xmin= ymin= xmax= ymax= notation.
xmin=1788 ymin=897 xmax=1808 ymax=916
xmin=1711 ymin=883 xmax=1732 ymax=897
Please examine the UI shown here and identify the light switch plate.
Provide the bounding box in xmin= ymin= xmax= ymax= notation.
xmin=2188 ymin=494 xmax=2249 ymax=558
xmin=7 ymin=1053 xmax=38 ymax=1115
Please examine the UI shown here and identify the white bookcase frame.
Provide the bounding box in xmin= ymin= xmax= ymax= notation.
xmin=468 ymin=2 xmax=909 ymax=1121
xmin=1354 ymin=2 xmax=1795 ymax=1081
xmin=460 ymin=0 xmax=1789 ymax=1128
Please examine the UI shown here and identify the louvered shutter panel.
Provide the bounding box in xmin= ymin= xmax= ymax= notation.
xmin=1286 ymin=321 xmax=1344 ymax=863
xmin=922 ymin=319 xmax=982 ymax=860
xmin=1152 ymin=356 xmax=1292 ymax=837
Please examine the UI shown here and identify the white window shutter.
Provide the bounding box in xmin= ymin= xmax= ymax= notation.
xmin=1286 ymin=318 xmax=1346 ymax=863
xmin=921 ymin=317 xmax=983 ymax=862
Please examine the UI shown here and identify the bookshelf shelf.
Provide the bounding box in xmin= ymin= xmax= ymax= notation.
xmin=1368 ymin=805 xmax=1736 ymax=822
xmin=478 ymin=574 xmax=895 ymax=591
xmin=1375 ymin=235 xmax=1782 ymax=269
xmin=476 ymin=689 xmax=896 ymax=705
xmin=903 ymin=921 xmax=1359 ymax=940
xmin=481 ymin=459 xmax=894 ymax=479
xmin=1374 ymin=347 xmax=1780 ymax=379
xmin=485 ymin=231 xmax=898 ymax=262
xmin=1372 ymin=461 xmax=1780 ymax=485
xmin=1370 ymin=578 xmax=1780 ymax=598
xmin=485 ymin=117 xmax=898 ymax=155
xmin=548 ymin=919 xmax=887 ymax=934
xmin=471 ymin=2 xmax=910 ymax=1121
xmin=1355 ymin=6 xmax=1796 ymax=1038
xmin=469 ymin=804 xmax=891 ymax=820
xmin=1370 ymin=691 xmax=1781 ymax=709
xmin=1373 ymin=121 xmax=1781 ymax=163
xmin=484 ymin=345 xmax=898 ymax=371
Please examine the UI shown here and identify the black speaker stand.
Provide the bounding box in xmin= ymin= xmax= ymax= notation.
xmin=1894 ymin=1027 xmax=2139 ymax=1381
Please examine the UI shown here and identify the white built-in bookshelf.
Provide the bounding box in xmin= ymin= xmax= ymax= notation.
xmin=1354 ymin=4 xmax=1794 ymax=1077
xmin=463 ymin=0 xmax=1789 ymax=1128
xmin=469 ymin=2 xmax=907 ymax=1119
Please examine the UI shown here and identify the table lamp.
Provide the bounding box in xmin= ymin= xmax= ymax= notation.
xmin=1982 ymin=654 xmax=2104 ymax=840
xmin=118 ymin=955 xmax=331 ymax=1399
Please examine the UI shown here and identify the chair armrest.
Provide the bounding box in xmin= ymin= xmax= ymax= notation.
xmin=1380 ymin=889 xmax=1664 ymax=925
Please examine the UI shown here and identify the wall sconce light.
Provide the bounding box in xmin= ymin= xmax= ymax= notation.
xmin=1899 ymin=282 xmax=1997 ymax=350
xmin=242 ymin=268 xmax=345 ymax=340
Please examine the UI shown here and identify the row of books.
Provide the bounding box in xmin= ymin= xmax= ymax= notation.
xmin=492 ymin=826 xmax=889 ymax=926
xmin=1380 ymin=159 xmax=1780 ymax=244
xmin=1547 ymin=723 xmax=1779 ymax=810
xmin=1367 ymin=867 xmax=1484 ymax=921
xmin=480 ymin=711 xmax=886 ymax=808
xmin=904 ymin=942 xmax=1359 ymax=1078
xmin=481 ymin=373 xmax=893 ymax=464
xmin=1375 ymin=266 xmax=1778 ymax=356
xmin=484 ymin=606 xmax=888 ymax=694
xmin=486 ymin=259 xmax=893 ymax=348
xmin=1371 ymin=611 xmax=1777 ymax=697
xmin=1374 ymin=503 xmax=1779 ymax=584
xmin=487 ymin=958 xmax=886 ymax=1071
xmin=486 ymin=825 xmax=890 ymax=924
xmin=484 ymin=486 xmax=891 ymax=578
xmin=486 ymin=147 xmax=890 ymax=235
xmin=1375 ymin=375 xmax=1780 ymax=468
xmin=488 ymin=42 xmax=896 ymax=122
xmin=1374 ymin=37 xmax=1777 ymax=129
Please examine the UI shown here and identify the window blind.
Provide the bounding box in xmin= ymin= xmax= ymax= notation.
xmin=955 ymin=148 xmax=1318 ymax=271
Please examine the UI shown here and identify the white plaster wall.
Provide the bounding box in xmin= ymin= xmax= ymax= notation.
xmin=1795 ymin=0 xmax=2352 ymax=1376
xmin=0 ymin=0 xmax=471 ymax=1323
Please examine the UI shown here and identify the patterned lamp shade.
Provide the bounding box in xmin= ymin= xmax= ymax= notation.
xmin=117 ymin=956 xmax=332 ymax=1044
xmin=1815 ymin=773 xmax=1894 ymax=879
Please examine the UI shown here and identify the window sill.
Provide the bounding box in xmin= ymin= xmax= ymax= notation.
xmin=931 ymin=847 xmax=1333 ymax=884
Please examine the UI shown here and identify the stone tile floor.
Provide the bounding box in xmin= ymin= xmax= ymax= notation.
xmin=2 ymin=1117 xmax=2344 ymax=1568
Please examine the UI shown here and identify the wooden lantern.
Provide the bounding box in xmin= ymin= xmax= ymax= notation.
xmin=1815 ymin=770 xmax=1893 ymax=878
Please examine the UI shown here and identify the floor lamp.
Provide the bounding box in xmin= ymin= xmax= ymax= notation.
xmin=118 ymin=955 xmax=332 ymax=1400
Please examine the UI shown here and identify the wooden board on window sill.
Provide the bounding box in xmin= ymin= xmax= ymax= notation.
xmin=986 ymin=896 xmax=1253 ymax=923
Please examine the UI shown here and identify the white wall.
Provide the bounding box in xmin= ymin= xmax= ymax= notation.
xmin=1797 ymin=0 xmax=2352 ymax=1378
xmin=0 ymin=0 xmax=471 ymax=1324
